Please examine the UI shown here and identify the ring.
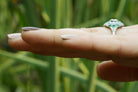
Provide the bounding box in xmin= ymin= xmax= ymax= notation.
xmin=104 ymin=19 xmax=124 ymax=35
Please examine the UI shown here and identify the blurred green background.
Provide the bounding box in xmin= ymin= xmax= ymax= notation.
xmin=0 ymin=0 xmax=138 ymax=92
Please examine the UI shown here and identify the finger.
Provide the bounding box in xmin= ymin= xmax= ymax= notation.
xmin=22 ymin=27 xmax=138 ymax=58
xmin=20 ymin=27 xmax=113 ymax=59
xmin=8 ymin=33 xmax=76 ymax=54
xmin=112 ymin=56 xmax=138 ymax=68
xmin=8 ymin=33 xmax=32 ymax=51
xmin=97 ymin=61 xmax=138 ymax=82
xmin=63 ymin=33 xmax=138 ymax=58
xmin=117 ymin=24 xmax=138 ymax=35
xmin=7 ymin=30 xmax=109 ymax=60
xmin=21 ymin=27 xmax=110 ymax=47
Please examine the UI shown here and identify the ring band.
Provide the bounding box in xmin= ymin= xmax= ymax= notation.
xmin=104 ymin=19 xmax=124 ymax=35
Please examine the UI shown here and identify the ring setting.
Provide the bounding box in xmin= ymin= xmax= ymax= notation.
xmin=104 ymin=19 xmax=124 ymax=35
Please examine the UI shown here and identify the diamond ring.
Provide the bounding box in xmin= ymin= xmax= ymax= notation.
xmin=104 ymin=19 xmax=124 ymax=35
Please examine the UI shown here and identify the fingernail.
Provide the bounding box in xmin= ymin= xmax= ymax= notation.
xmin=61 ymin=34 xmax=78 ymax=40
xmin=8 ymin=33 xmax=21 ymax=39
xmin=22 ymin=27 xmax=41 ymax=31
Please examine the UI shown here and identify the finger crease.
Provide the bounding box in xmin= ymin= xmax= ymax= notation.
xmin=53 ymin=30 xmax=56 ymax=47
xmin=115 ymin=39 xmax=122 ymax=56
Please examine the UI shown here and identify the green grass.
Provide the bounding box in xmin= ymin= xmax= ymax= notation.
xmin=0 ymin=0 xmax=138 ymax=92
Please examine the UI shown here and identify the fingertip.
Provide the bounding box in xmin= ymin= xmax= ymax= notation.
xmin=97 ymin=61 xmax=111 ymax=81
xmin=8 ymin=33 xmax=31 ymax=51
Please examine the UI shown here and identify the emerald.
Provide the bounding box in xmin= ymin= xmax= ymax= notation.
xmin=116 ymin=24 xmax=119 ymax=27
xmin=109 ymin=25 xmax=111 ymax=27
xmin=112 ymin=25 xmax=115 ymax=28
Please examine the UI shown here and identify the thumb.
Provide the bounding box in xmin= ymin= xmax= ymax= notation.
xmin=97 ymin=61 xmax=138 ymax=82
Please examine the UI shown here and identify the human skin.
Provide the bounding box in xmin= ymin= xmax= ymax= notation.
xmin=8 ymin=25 xmax=138 ymax=82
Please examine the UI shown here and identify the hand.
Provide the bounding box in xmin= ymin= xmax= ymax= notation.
xmin=8 ymin=25 xmax=138 ymax=82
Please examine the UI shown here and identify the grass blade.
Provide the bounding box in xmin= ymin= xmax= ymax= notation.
xmin=96 ymin=80 xmax=117 ymax=92
xmin=86 ymin=61 xmax=98 ymax=92
xmin=0 ymin=50 xmax=49 ymax=69
xmin=115 ymin=0 xmax=128 ymax=19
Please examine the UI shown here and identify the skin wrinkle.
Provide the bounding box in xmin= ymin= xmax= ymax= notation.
xmin=48 ymin=30 xmax=56 ymax=46
xmin=90 ymin=35 xmax=119 ymax=56
xmin=83 ymin=35 xmax=111 ymax=61
xmin=90 ymin=34 xmax=95 ymax=52
xmin=53 ymin=29 xmax=57 ymax=47
xmin=46 ymin=29 xmax=61 ymax=47
xmin=87 ymin=28 xmax=99 ymax=32
xmin=112 ymin=36 xmax=128 ymax=57
xmin=117 ymin=36 xmax=138 ymax=57
xmin=82 ymin=35 xmax=115 ymax=60
xmin=115 ymin=37 xmax=122 ymax=57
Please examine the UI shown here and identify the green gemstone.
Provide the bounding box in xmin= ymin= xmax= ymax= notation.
xmin=112 ymin=25 xmax=115 ymax=28
xmin=116 ymin=24 xmax=119 ymax=27
xmin=108 ymin=25 xmax=111 ymax=27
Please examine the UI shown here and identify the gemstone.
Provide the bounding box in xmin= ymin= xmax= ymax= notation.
xmin=116 ymin=24 xmax=119 ymax=27
xmin=109 ymin=25 xmax=111 ymax=27
xmin=112 ymin=25 xmax=115 ymax=28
